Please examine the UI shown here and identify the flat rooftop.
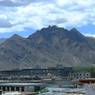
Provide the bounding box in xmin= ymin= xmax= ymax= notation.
xmin=0 ymin=82 xmax=44 ymax=86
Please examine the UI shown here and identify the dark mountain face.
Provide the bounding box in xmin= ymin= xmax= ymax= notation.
xmin=28 ymin=26 xmax=87 ymax=43
xmin=0 ymin=38 xmax=6 ymax=44
xmin=86 ymin=37 xmax=95 ymax=49
xmin=0 ymin=26 xmax=95 ymax=70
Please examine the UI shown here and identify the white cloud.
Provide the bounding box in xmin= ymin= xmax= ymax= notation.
xmin=85 ymin=33 xmax=95 ymax=38
xmin=0 ymin=0 xmax=95 ymax=33
xmin=0 ymin=0 xmax=33 ymax=7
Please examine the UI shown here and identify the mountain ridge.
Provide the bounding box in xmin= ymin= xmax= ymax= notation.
xmin=0 ymin=26 xmax=95 ymax=70
xmin=0 ymin=38 xmax=6 ymax=44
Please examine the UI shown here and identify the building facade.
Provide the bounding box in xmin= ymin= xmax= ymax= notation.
xmin=0 ymin=67 xmax=73 ymax=80
xmin=70 ymin=72 xmax=91 ymax=80
xmin=0 ymin=83 xmax=45 ymax=93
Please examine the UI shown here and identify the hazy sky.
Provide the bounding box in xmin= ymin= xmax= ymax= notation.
xmin=0 ymin=0 xmax=95 ymax=38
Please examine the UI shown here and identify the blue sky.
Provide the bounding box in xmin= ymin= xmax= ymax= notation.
xmin=0 ymin=0 xmax=95 ymax=38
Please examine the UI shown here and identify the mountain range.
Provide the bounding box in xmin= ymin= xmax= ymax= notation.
xmin=0 ymin=38 xmax=6 ymax=44
xmin=0 ymin=25 xmax=95 ymax=70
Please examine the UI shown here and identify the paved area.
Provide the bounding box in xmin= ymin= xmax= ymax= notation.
xmin=84 ymin=84 xmax=95 ymax=95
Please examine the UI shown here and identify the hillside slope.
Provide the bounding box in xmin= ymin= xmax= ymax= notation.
xmin=0 ymin=26 xmax=95 ymax=70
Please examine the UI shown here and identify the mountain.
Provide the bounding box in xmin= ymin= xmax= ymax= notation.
xmin=86 ymin=37 xmax=95 ymax=49
xmin=0 ymin=25 xmax=95 ymax=70
xmin=0 ymin=38 xmax=6 ymax=44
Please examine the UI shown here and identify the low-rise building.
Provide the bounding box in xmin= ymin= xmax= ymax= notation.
xmin=0 ymin=67 xmax=74 ymax=80
xmin=70 ymin=72 xmax=91 ymax=80
xmin=0 ymin=82 xmax=45 ymax=94
xmin=91 ymin=72 xmax=95 ymax=78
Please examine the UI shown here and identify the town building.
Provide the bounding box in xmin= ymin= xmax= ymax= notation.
xmin=0 ymin=82 xmax=45 ymax=94
xmin=70 ymin=72 xmax=91 ymax=80
xmin=0 ymin=67 xmax=74 ymax=81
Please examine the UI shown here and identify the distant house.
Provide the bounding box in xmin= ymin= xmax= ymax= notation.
xmin=0 ymin=82 xmax=45 ymax=94
xmin=70 ymin=72 xmax=91 ymax=80
xmin=0 ymin=67 xmax=74 ymax=80
xmin=90 ymin=72 xmax=95 ymax=78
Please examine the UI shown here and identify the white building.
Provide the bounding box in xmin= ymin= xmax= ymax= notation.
xmin=70 ymin=72 xmax=91 ymax=80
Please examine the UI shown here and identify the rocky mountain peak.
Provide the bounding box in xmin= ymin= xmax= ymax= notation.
xmin=28 ymin=26 xmax=87 ymax=45
xmin=10 ymin=34 xmax=23 ymax=40
xmin=0 ymin=26 xmax=95 ymax=70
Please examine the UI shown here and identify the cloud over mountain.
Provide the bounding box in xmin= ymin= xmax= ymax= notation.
xmin=0 ymin=0 xmax=33 ymax=7
xmin=0 ymin=0 xmax=95 ymax=35
xmin=0 ymin=18 xmax=13 ymax=28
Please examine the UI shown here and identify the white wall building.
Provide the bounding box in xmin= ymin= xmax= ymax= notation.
xmin=70 ymin=72 xmax=91 ymax=80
